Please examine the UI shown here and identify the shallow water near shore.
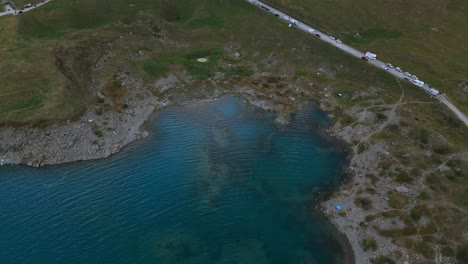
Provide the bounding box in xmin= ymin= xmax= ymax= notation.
xmin=0 ymin=96 xmax=350 ymax=263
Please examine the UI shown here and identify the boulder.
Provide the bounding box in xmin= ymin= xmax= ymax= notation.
xmin=396 ymin=186 xmax=409 ymax=193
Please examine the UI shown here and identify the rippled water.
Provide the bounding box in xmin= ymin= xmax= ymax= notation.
xmin=0 ymin=96 xmax=349 ymax=263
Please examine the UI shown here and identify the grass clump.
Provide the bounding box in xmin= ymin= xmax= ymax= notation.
xmin=142 ymin=49 xmax=222 ymax=79
xmin=93 ymin=127 xmax=103 ymax=138
xmin=419 ymin=128 xmax=430 ymax=144
xmin=415 ymin=241 xmax=435 ymax=259
xmin=361 ymin=238 xmax=378 ymax=252
xmin=355 ymin=196 xmax=373 ymax=210
xmin=370 ymin=256 xmax=395 ymax=264
xmin=458 ymin=243 xmax=468 ymax=263
xmin=410 ymin=210 xmax=422 ymax=222
xmin=388 ymin=193 xmax=407 ymax=209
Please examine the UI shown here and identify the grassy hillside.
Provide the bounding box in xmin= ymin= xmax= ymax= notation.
xmin=264 ymin=0 xmax=468 ymax=113
xmin=1 ymin=0 xmax=405 ymax=123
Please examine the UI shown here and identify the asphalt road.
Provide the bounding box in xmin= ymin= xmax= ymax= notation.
xmin=247 ymin=0 xmax=468 ymax=126
xmin=0 ymin=0 xmax=52 ymax=17
xmin=0 ymin=4 xmax=14 ymax=16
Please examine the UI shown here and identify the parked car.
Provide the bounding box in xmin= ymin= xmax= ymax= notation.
xmin=361 ymin=56 xmax=369 ymax=62
xmin=315 ymin=34 xmax=321 ymax=38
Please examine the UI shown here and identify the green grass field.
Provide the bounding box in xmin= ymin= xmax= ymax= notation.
xmin=1 ymin=0 xmax=410 ymax=123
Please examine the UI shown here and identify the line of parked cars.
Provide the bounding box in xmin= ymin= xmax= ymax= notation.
xmin=249 ymin=0 xmax=433 ymax=94
xmin=383 ymin=63 xmax=425 ymax=88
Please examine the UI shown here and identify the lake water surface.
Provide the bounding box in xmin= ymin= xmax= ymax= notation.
xmin=0 ymin=96 xmax=350 ymax=263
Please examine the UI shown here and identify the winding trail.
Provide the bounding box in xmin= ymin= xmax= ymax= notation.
xmin=357 ymin=80 xmax=404 ymax=146
xmin=246 ymin=0 xmax=468 ymax=127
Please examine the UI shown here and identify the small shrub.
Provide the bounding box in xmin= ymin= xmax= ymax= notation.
xmin=358 ymin=143 xmax=367 ymax=154
xmin=388 ymin=193 xmax=407 ymax=209
xmin=366 ymin=187 xmax=377 ymax=195
xmin=455 ymin=188 xmax=468 ymax=207
xmin=395 ymin=170 xmax=413 ymax=183
xmin=410 ymin=210 xmax=421 ymax=222
xmin=93 ymin=128 xmax=103 ymax=138
xmin=361 ymin=238 xmax=378 ymax=252
xmin=419 ymin=128 xmax=430 ymax=144
xmin=32 ymin=119 xmax=48 ymax=128
xmin=376 ymin=112 xmax=387 ymax=120
xmin=370 ymin=256 xmax=395 ymax=264
xmin=457 ymin=243 xmax=468 ymax=263
xmin=355 ymin=196 xmax=373 ymax=210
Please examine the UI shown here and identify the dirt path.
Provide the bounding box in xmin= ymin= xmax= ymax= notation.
xmin=356 ymin=79 xmax=404 ymax=146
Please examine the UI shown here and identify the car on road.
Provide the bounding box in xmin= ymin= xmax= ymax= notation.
xmin=336 ymin=39 xmax=342 ymax=44
xmin=330 ymin=36 xmax=336 ymax=40
xmin=308 ymin=29 xmax=315 ymax=33
xmin=361 ymin=56 xmax=369 ymax=62
xmin=284 ymin=16 xmax=290 ymax=21
xmin=315 ymin=34 xmax=321 ymax=38
xmin=387 ymin=63 xmax=394 ymax=69
xmin=381 ymin=66 xmax=389 ymax=70
xmin=395 ymin=67 xmax=402 ymax=72
xmin=365 ymin=52 xmax=377 ymax=60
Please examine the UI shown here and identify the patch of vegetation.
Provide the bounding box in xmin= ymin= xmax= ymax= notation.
xmin=388 ymin=193 xmax=407 ymax=209
xmin=102 ymin=75 xmax=126 ymax=110
xmin=345 ymin=27 xmax=402 ymax=44
xmin=454 ymin=188 xmax=468 ymax=207
xmin=457 ymin=243 xmax=468 ymax=263
xmin=93 ymin=128 xmax=103 ymax=138
xmin=370 ymin=256 xmax=395 ymax=264
xmin=357 ymin=143 xmax=367 ymax=154
xmin=415 ymin=241 xmax=435 ymax=259
xmin=355 ymin=196 xmax=373 ymax=210
xmin=376 ymin=112 xmax=387 ymax=120
xmin=186 ymin=16 xmax=224 ymax=28
xmin=376 ymin=224 xmax=417 ymax=237
xmin=228 ymin=67 xmax=253 ymax=77
xmin=142 ymin=49 xmax=222 ymax=79
xmin=410 ymin=210 xmax=422 ymax=222
xmin=395 ymin=170 xmax=413 ymax=183
xmin=32 ymin=119 xmax=49 ymax=128
xmin=361 ymin=238 xmax=378 ymax=252
xmin=419 ymin=128 xmax=430 ymax=144
xmin=392 ymin=237 xmax=414 ymax=249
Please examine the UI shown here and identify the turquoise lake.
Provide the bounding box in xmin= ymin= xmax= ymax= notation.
xmin=0 ymin=96 xmax=350 ymax=263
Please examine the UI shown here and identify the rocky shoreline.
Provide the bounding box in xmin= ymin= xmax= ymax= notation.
xmin=0 ymin=72 xmax=464 ymax=264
